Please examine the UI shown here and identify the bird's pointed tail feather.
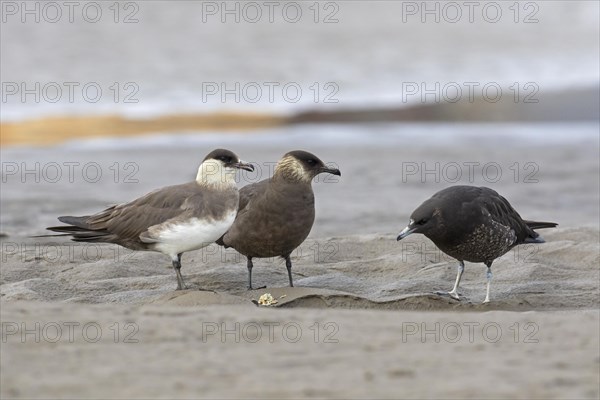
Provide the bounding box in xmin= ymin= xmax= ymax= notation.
xmin=525 ymin=220 xmax=558 ymax=230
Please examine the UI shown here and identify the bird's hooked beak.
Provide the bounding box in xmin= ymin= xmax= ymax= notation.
xmin=232 ymin=160 xmax=255 ymax=172
xmin=319 ymin=166 xmax=341 ymax=176
xmin=397 ymin=224 xmax=417 ymax=241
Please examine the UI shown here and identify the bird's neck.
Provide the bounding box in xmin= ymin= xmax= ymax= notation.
xmin=272 ymin=172 xmax=313 ymax=185
xmin=273 ymin=157 xmax=312 ymax=184
xmin=196 ymin=161 xmax=236 ymax=189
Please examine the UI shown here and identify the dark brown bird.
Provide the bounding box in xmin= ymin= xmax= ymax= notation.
xmin=397 ymin=185 xmax=557 ymax=303
xmin=44 ymin=149 xmax=254 ymax=290
xmin=217 ymin=150 xmax=341 ymax=289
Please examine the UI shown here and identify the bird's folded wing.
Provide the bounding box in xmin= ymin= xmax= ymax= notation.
xmin=86 ymin=183 xmax=204 ymax=242
xmin=478 ymin=192 xmax=532 ymax=240
xmin=237 ymin=179 xmax=269 ymax=214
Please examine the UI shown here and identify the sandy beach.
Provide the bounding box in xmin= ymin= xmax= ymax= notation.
xmin=2 ymin=303 xmax=598 ymax=399
xmin=1 ymin=124 xmax=599 ymax=399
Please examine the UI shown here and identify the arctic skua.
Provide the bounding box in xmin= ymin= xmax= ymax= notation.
xmin=45 ymin=149 xmax=254 ymax=290
xmin=217 ymin=150 xmax=341 ymax=289
xmin=397 ymin=185 xmax=557 ymax=303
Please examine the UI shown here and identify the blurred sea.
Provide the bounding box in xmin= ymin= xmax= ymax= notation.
xmin=1 ymin=1 xmax=599 ymax=122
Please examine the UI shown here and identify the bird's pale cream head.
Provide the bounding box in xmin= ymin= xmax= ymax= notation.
xmin=274 ymin=150 xmax=341 ymax=184
xmin=196 ymin=149 xmax=254 ymax=188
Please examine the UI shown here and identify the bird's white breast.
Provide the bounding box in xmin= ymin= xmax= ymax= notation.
xmin=152 ymin=211 xmax=236 ymax=257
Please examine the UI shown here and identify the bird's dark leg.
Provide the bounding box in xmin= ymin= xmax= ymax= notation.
xmin=285 ymin=255 xmax=294 ymax=287
xmin=247 ymin=257 xmax=266 ymax=290
xmin=247 ymin=257 xmax=254 ymax=290
xmin=172 ymin=253 xmax=186 ymax=290
xmin=173 ymin=253 xmax=214 ymax=292
xmin=448 ymin=261 xmax=465 ymax=300
xmin=483 ymin=262 xmax=493 ymax=304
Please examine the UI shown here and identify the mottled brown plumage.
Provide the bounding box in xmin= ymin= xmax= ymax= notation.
xmin=397 ymin=185 xmax=557 ymax=303
xmin=217 ymin=150 xmax=341 ymax=289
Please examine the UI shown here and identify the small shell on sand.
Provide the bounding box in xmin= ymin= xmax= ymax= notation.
xmin=257 ymin=293 xmax=278 ymax=306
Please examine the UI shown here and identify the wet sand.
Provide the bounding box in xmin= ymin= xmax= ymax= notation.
xmin=0 ymin=113 xmax=284 ymax=147
xmin=3 ymin=85 xmax=597 ymax=147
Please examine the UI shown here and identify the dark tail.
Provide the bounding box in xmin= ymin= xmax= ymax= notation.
xmin=41 ymin=215 xmax=91 ymax=235
xmin=34 ymin=216 xmax=109 ymax=242
xmin=525 ymin=220 xmax=558 ymax=230
xmin=57 ymin=215 xmax=90 ymax=227
xmin=522 ymin=220 xmax=558 ymax=244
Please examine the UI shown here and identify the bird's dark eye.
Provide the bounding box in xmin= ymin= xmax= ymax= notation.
xmin=219 ymin=156 xmax=232 ymax=163
xmin=306 ymin=159 xmax=316 ymax=165
xmin=417 ymin=219 xmax=427 ymax=225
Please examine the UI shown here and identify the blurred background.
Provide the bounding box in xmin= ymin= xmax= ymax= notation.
xmin=2 ymin=1 xmax=598 ymax=127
